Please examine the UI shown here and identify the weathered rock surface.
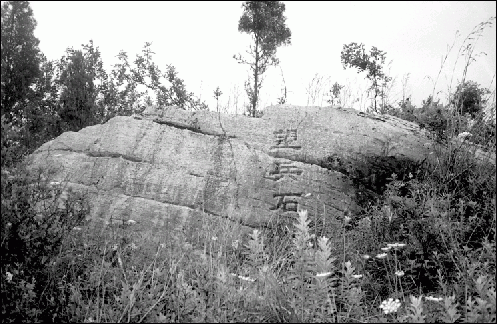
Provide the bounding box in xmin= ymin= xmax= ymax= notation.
xmin=29 ymin=105 xmax=440 ymax=236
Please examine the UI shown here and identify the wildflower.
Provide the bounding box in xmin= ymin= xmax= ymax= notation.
xmin=304 ymin=193 xmax=312 ymax=197
xmin=212 ymin=236 xmax=217 ymax=241
xmin=381 ymin=247 xmax=391 ymax=252
xmin=376 ymin=253 xmax=387 ymax=259
xmin=352 ymin=274 xmax=363 ymax=279
xmin=395 ymin=270 xmax=405 ymax=277
xmin=316 ymin=271 xmax=333 ymax=278
xmin=391 ymin=173 xmax=397 ymax=180
xmin=127 ymin=219 xmax=136 ymax=225
xmin=232 ymin=240 xmax=239 ymax=249
xmin=6 ymin=222 xmax=11 ymax=227
xmin=160 ymin=243 xmax=166 ymax=249
xmin=409 ymin=172 xmax=413 ymax=179
xmin=217 ymin=268 xmax=227 ymax=283
xmin=298 ymin=209 xmax=308 ymax=218
xmin=321 ymin=236 xmax=329 ymax=244
xmin=344 ymin=215 xmax=351 ymax=225
xmin=49 ymin=181 xmax=60 ymax=186
xmin=387 ymin=243 xmax=406 ymax=249
xmin=362 ymin=254 xmax=371 ymax=259
xmin=457 ymin=132 xmax=472 ymax=140
xmin=73 ymin=227 xmax=82 ymax=231
xmin=379 ymin=298 xmax=401 ymax=314
xmin=5 ymin=272 xmax=13 ymax=282
xmin=112 ymin=244 xmax=118 ymax=251
xmin=238 ymin=275 xmax=255 ymax=282
xmin=130 ymin=243 xmax=138 ymax=250
xmin=425 ymin=296 xmax=443 ymax=302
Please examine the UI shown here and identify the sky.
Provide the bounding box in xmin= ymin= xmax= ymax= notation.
xmin=23 ymin=1 xmax=497 ymax=114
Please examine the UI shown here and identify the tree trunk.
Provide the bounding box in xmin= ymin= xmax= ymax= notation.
xmin=253 ymin=37 xmax=260 ymax=117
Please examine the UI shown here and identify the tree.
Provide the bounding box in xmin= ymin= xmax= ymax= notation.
xmin=57 ymin=41 xmax=107 ymax=132
xmin=328 ymin=82 xmax=344 ymax=106
xmin=234 ymin=1 xmax=291 ymax=117
xmin=341 ymin=43 xmax=391 ymax=113
xmin=451 ymin=80 xmax=490 ymax=119
xmin=109 ymin=42 xmax=208 ymax=115
xmin=1 ymin=1 xmax=41 ymax=122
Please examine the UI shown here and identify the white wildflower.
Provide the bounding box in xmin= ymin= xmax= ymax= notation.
xmin=425 ymin=296 xmax=443 ymax=302
xmin=232 ymin=240 xmax=239 ymax=249
xmin=352 ymin=274 xmax=363 ymax=279
xmin=127 ymin=219 xmax=136 ymax=225
xmin=5 ymin=272 xmax=13 ymax=282
xmin=379 ymin=298 xmax=401 ymax=314
xmin=238 ymin=275 xmax=255 ymax=282
xmin=362 ymin=254 xmax=371 ymax=259
xmin=212 ymin=236 xmax=217 ymax=241
xmin=73 ymin=227 xmax=82 ymax=231
xmin=376 ymin=253 xmax=387 ymax=259
xmin=381 ymin=247 xmax=391 ymax=252
xmin=316 ymin=271 xmax=333 ymax=278
xmin=387 ymin=243 xmax=406 ymax=249
xmin=395 ymin=270 xmax=405 ymax=277
xmin=457 ymin=132 xmax=472 ymax=140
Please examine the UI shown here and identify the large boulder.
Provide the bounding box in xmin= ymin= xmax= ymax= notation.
xmin=27 ymin=105 xmax=454 ymax=237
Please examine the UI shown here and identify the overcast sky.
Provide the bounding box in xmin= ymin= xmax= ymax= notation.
xmin=26 ymin=1 xmax=497 ymax=114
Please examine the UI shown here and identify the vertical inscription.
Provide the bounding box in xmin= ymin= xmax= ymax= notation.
xmin=265 ymin=128 xmax=304 ymax=212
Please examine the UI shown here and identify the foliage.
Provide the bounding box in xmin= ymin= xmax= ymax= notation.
xmin=1 ymin=0 xmax=41 ymax=122
xmin=108 ymin=42 xmax=208 ymax=117
xmin=1 ymin=163 xmax=89 ymax=322
xmin=341 ymin=43 xmax=392 ymax=113
xmin=234 ymin=1 xmax=291 ymax=117
xmin=328 ymin=82 xmax=344 ymax=106
xmin=451 ymin=80 xmax=491 ymax=119
xmin=57 ymin=40 xmax=107 ymax=132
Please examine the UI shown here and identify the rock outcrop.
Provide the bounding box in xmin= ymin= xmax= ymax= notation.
xmin=28 ymin=105 xmax=445 ymax=236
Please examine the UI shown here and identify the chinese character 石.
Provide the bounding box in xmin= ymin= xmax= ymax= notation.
xmin=270 ymin=192 xmax=302 ymax=212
